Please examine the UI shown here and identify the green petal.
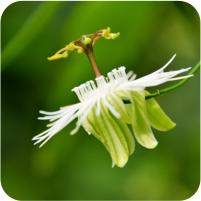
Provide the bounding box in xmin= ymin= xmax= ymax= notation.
xmin=82 ymin=101 xmax=135 ymax=168
xmin=129 ymin=91 xmax=158 ymax=149
xmin=145 ymin=91 xmax=176 ymax=131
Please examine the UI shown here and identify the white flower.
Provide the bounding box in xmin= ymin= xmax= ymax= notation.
xmin=33 ymin=54 xmax=192 ymax=167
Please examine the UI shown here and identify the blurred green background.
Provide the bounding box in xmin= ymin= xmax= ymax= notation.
xmin=1 ymin=1 xmax=200 ymax=200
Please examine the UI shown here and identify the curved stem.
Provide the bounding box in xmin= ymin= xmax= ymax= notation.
xmin=145 ymin=62 xmax=200 ymax=99
xmin=85 ymin=46 xmax=102 ymax=77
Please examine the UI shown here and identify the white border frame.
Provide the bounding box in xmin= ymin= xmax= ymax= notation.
xmin=0 ymin=0 xmax=200 ymax=201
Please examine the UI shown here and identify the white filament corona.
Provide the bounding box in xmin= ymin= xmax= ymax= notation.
xmin=32 ymin=54 xmax=193 ymax=147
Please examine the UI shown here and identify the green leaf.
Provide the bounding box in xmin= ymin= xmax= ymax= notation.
xmin=145 ymin=91 xmax=176 ymax=131
xmin=129 ymin=91 xmax=158 ymax=149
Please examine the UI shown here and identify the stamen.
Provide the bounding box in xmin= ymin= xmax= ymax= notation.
xmin=127 ymin=71 xmax=133 ymax=79
xmin=108 ymin=72 xmax=115 ymax=82
xmin=72 ymin=67 xmax=131 ymax=102
xmin=118 ymin=66 xmax=126 ymax=78
xmin=89 ymin=80 xmax=97 ymax=90
xmin=130 ymin=74 xmax=137 ymax=81
xmin=86 ymin=81 xmax=92 ymax=92
xmin=127 ymin=70 xmax=137 ymax=81
xmin=72 ymin=87 xmax=83 ymax=101
xmin=95 ymin=76 xmax=107 ymax=87
xmin=112 ymin=68 xmax=120 ymax=79
xmin=79 ymin=84 xmax=86 ymax=101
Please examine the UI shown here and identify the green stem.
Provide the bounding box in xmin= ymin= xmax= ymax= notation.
xmin=145 ymin=62 xmax=200 ymax=99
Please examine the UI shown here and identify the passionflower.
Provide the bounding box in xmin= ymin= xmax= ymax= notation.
xmin=33 ymin=28 xmax=193 ymax=167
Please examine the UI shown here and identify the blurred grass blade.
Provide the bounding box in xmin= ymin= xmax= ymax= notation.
xmin=1 ymin=2 xmax=62 ymax=70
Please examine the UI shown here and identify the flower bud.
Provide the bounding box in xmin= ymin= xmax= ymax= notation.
xmin=77 ymin=47 xmax=84 ymax=54
xmin=110 ymin=32 xmax=120 ymax=39
xmin=47 ymin=51 xmax=68 ymax=61
xmin=102 ymin=27 xmax=120 ymax=40
xmin=102 ymin=27 xmax=111 ymax=38
xmin=82 ymin=35 xmax=92 ymax=45
xmin=66 ymin=42 xmax=76 ymax=51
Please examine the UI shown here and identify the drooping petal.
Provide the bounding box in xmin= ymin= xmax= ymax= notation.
xmin=145 ymin=91 xmax=176 ymax=131
xmin=129 ymin=90 xmax=158 ymax=149
xmin=82 ymin=100 xmax=135 ymax=167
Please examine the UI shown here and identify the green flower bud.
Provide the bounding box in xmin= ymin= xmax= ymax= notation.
xmin=82 ymin=35 xmax=92 ymax=45
xmin=47 ymin=51 xmax=68 ymax=61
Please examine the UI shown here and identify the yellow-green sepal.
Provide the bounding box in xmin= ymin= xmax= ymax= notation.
xmin=129 ymin=90 xmax=158 ymax=149
xmin=145 ymin=91 xmax=176 ymax=132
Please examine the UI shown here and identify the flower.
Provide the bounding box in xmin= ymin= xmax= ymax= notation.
xmin=33 ymin=54 xmax=192 ymax=167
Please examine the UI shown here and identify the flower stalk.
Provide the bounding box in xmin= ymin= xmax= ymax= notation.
xmin=85 ymin=45 xmax=102 ymax=77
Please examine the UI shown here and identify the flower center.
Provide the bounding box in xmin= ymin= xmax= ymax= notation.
xmin=72 ymin=67 xmax=130 ymax=102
